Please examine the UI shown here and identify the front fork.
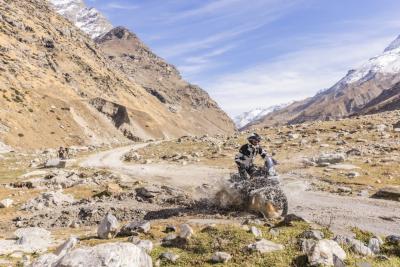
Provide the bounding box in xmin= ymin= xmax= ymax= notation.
xmin=265 ymin=157 xmax=277 ymax=176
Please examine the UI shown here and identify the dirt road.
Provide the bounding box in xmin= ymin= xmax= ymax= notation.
xmin=81 ymin=143 xmax=400 ymax=236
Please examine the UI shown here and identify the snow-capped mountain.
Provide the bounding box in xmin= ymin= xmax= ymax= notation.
xmin=234 ymin=103 xmax=290 ymax=128
xmin=245 ymin=34 xmax=400 ymax=128
xmin=330 ymin=34 xmax=400 ymax=92
xmin=49 ymin=0 xmax=113 ymax=38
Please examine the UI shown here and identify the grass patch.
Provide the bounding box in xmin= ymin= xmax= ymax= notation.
xmin=150 ymin=222 xmax=312 ymax=267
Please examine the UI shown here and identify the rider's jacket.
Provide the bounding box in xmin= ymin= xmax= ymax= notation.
xmin=235 ymin=143 xmax=268 ymax=167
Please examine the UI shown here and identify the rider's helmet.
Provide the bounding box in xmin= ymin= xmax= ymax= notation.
xmin=247 ymin=133 xmax=262 ymax=144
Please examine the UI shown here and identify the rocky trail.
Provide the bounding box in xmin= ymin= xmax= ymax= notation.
xmin=80 ymin=143 xmax=400 ymax=237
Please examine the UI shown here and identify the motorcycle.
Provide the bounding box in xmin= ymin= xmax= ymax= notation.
xmin=216 ymin=158 xmax=288 ymax=218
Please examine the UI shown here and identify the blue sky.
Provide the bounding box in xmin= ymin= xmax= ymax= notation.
xmin=88 ymin=0 xmax=400 ymax=117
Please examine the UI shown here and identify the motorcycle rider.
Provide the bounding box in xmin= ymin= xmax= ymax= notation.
xmin=235 ymin=133 xmax=276 ymax=179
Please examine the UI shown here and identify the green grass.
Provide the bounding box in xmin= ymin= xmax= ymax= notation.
xmin=150 ymin=222 xmax=311 ymax=267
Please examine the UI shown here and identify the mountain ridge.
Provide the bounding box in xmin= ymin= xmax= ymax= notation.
xmin=245 ymin=34 xmax=400 ymax=129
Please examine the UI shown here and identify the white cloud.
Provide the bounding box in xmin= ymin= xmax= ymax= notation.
xmin=103 ymin=2 xmax=138 ymax=10
xmin=205 ymin=33 xmax=396 ymax=117
xmin=178 ymin=45 xmax=235 ymax=76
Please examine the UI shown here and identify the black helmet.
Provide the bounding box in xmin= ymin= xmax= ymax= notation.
xmin=247 ymin=133 xmax=262 ymax=142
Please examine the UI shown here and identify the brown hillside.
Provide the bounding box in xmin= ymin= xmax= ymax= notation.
xmin=0 ymin=0 xmax=234 ymax=150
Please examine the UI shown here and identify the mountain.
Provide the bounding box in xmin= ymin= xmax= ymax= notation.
xmin=357 ymin=81 xmax=400 ymax=115
xmin=49 ymin=0 xmax=113 ymax=38
xmin=94 ymin=27 xmax=235 ymax=134
xmin=234 ymin=103 xmax=290 ymax=129
xmin=245 ymin=35 xmax=400 ymax=129
xmin=50 ymin=0 xmax=235 ymax=136
xmin=0 ymin=0 xmax=234 ymax=150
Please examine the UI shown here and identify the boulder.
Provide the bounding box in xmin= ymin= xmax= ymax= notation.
xmin=300 ymin=239 xmax=317 ymax=254
xmin=56 ymin=242 xmax=152 ymax=267
xmin=372 ymin=186 xmax=400 ymax=201
xmin=301 ymin=230 xmax=324 ymax=240
xmin=129 ymin=238 xmax=153 ymax=253
xmin=250 ymin=226 xmax=262 ymax=239
xmin=211 ymin=252 xmax=232 ymax=263
xmin=30 ymin=253 xmax=60 ymax=267
xmin=247 ymin=239 xmax=284 ymax=253
xmin=307 ymin=239 xmax=346 ymax=266
xmin=55 ymin=236 xmax=78 ymax=257
xmin=386 ymin=235 xmax=400 ymax=245
xmin=0 ymin=198 xmax=13 ymax=208
xmin=179 ymin=224 xmax=194 ymax=240
xmin=0 ymin=227 xmax=52 ymax=255
xmin=351 ymin=240 xmax=373 ymax=256
xmin=160 ymin=252 xmax=179 ymax=263
xmin=315 ymin=153 xmax=346 ymax=165
xmin=97 ymin=213 xmax=119 ymax=239
xmin=368 ymin=237 xmax=380 ymax=254
xmin=45 ymin=158 xmax=66 ymax=168
xmin=162 ymin=234 xmax=177 ymax=246
xmin=333 ymin=235 xmax=354 ymax=246
xmin=119 ymin=220 xmax=151 ymax=236
xmin=31 ymin=237 xmax=78 ymax=266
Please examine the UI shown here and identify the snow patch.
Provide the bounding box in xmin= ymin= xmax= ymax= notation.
xmin=234 ymin=103 xmax=291 ymax=128
xmin=49 ymin=0 xmax=113 ymax=38
xmin=331 ymin=35 xmax=400 ymax=91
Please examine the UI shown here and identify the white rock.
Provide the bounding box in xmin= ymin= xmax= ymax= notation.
xmin=211 ymin=251 xmax=232 ymax=263
xmin=129 ymin=237 xmax=153 ymax=253
xmin=30 ymin=253 xmax=60 ymax=267
xmin=307 ymin=239 xmax=346 ymax=266
xmin=351 ymin=239 xmax=373 ymax=256
xmin=97 ymin=213 xmax=119 ymax=239
xmin=55 ymin=236 xmax=78 ymax=257
xmin=247 ymin=239 xmax=284 ymax=253
xmin=0 ymin=227 xmax=52 ymax=255
xmin=160 ymin=252 xmax=179 ymax=262
xmin=0 ymin=198 xmax=13 ymax=208
xmin=136 ymin=240 xmax=153 ymax=253
xmin=301 ymin=230 xmax=324 ymax=240
xmin=179 ymin=224 xmax=194 ymax=240
xmin=316 ymin=153 xmax=346 ymax=165
xmin=45 ymin=158 xmax=66 ymax=168
xmin=376 ymin=124 xmax=387 ymax=132
xmin=56 ymin=242 xmax=152 ymax=267
xmin=250 ymin=226 xmax=262 ymax=238
xmin=368 ymin=237 xmax=380 ymax=254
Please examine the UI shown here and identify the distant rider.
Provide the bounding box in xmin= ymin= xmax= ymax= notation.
xmin=235 ymin=133 xmax=276 ymax=179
